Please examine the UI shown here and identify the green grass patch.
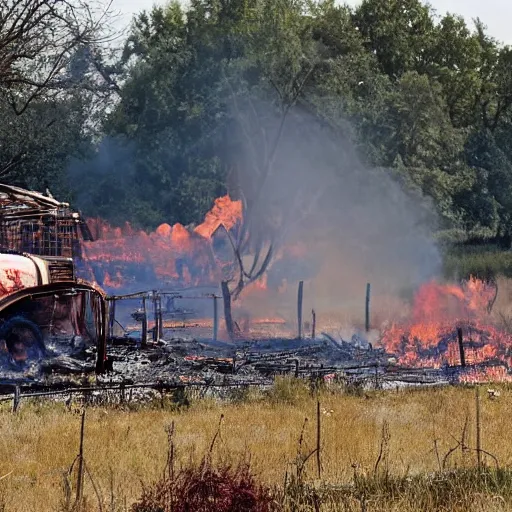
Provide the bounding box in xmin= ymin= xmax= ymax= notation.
xmin=443 ymin=244 xmax=512 ymax=281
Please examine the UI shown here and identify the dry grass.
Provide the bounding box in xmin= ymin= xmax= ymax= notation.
xmin=0 ymin=383 xmax=511 ymax=510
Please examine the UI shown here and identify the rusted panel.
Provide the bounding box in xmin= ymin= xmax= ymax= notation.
xmin=0 ymin=282 xmax=107 ymax=373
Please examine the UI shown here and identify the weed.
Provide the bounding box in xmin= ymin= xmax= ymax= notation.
xmin=265 ymin=377 xmax=311 ymax=405
xmin=131 ymin=420 xmax=275 ymax=512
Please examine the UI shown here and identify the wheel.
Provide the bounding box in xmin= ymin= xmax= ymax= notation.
xmin=0 ymin=316 xmax=45 ymax=368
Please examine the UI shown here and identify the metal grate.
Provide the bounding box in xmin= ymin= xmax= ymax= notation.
xmin=46 ymin=258 xmax=75 ymax=282
xmin=0 ymin=217 xmax=78 ymax=257
xmin=0 ymin=184 xmax=92 ymax=259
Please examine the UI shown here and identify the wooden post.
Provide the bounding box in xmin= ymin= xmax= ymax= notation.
xmin=75 ymin=409 xmax=86 ymax=505
xmin=316 ymin=400 xmax=321 ymax=478
xmin=213 ymin=295 xmax=218 ymax=342
xmin=108 ymin=299 xmax=116 ymax=338
xmin=457 ymin=327 xmax=466 ymax=367
xmin=157 ymin=296 xmax=163 ymax=340
xmin=297 ymin=281 xmax=304 ymax=339
xmin=221 ymin=281 xmax=234 ymax=340
xmin=294 ymin=359 xmax=299 ymax=378
xmin=152 ymin=291 xmax=158 ymax=342
xmin=365 ymin=283 xmax=371 ymax=333
xmin=311 ymin=309 xmax=316 ymax=339
xmin=12 ymin=385 xmax=20 ymax=413
xmin=475 ymin=386 xmax=482 ymax=469
xmin=141 ymin=296 xmax=148 ymax=346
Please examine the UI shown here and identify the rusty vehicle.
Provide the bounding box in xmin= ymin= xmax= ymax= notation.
xmin=0 ymin=184 xmax=107 ymax=374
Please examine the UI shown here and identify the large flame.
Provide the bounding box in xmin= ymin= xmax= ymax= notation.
xmin=380 ymin=278 xmax=512 ymax=371
xmin=81 ymin=195 xmax=243 ymax=289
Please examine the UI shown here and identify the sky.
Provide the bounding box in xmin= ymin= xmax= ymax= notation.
xmin=114 ymin=0 xmax=511 ymax=44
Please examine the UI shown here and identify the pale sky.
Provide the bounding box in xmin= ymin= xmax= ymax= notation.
xmin=114 ymin=0 xmax=511 ymax=44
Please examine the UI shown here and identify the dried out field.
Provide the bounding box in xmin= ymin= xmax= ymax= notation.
xmin=1 ymin=381 xmax=512 ymax=511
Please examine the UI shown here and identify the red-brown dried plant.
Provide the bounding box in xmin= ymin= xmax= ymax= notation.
xmin=131 ymin=419 xmax=276 ymax=512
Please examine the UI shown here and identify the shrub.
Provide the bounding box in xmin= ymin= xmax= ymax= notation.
xmin=443 ymin=246 xmax=512 ymax=281
xmin=132 ymin=421 xmax=275 ymax=512
xmin=265 ymin=377 xmax=311 ymax=405
xmin=131 ymin=458 xmax=275 ymax=512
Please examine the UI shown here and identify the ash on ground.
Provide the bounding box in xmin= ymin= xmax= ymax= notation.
xmin=100 ymin=331 xmax=390 ymax=386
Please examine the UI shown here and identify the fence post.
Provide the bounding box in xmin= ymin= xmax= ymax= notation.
xmin=213 ymin=295 xmax=218 ymax=342
xmin=12 ymin=385 xmax=20 ymax=413
xmin=108 ymin=299 xmax=116 ymax=338
xmin=316 ymin=400 xmax=321 ymax=478
xmin=75 ymin=409 xmax=86 ymax=505
xmin=457 ymin=327 xmax=466 ymax=367
xmin=365 ymin=283 xmax=371 ymax=333
xmin=152 ymin=291 xmax=158 ymax=342
xmin=476 ymin=386 xmax=482 ymax=469
xmin=157 ymin=296 xmax=163 ymax=340
xmin=297 ymin=281 xmax=304 ymax=339
xmin=141 ymin=296 xmax=148 ymax=346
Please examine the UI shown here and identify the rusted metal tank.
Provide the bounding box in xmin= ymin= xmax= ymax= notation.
xmin=0 ymin=184 xmax=107 ymax=374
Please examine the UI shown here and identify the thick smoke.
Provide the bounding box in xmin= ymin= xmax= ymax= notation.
xmin=68 ymin=100 xmax=441 ymax=333
xmin=68 ymin=137 xmax=138 ymax=226
xmin=233 ymin=103 xmax=441 ymax=327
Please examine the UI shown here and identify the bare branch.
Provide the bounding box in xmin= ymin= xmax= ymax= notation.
xmin=0 ymin=0 xmax=120 ymax=111
xmin=0 ymin=150 xmax=25 ymax=176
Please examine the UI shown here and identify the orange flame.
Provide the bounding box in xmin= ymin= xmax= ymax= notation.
xmin=380 ymin=277 xmax=512 ymax=370
xmin=82 ymin=195 xmax=243 ymax=289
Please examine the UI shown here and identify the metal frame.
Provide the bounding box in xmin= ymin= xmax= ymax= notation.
xmin=0 ymin=281 xmax=107 ymax=373
xmin=107 ymin=289 xmax=221 ymax=343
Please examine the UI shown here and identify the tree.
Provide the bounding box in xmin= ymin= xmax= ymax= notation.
xmin=427 ymin=14 xmax=482 ymax=128
xmin=459 ymin=130 xmax=512 ymax=244
xmin=475 ymin=38 xmax=512 ymax=132
xmin=353 ymin=0 xmax=435 ymax=79
xmin=85 ymin=1 xmax=231 ymax=229
xmin=64 ymin=0 xmax=512 ymax=283
xmin=0 ymin=0 xmax=119 ymax=197
xmin=0 ymin=94 xmax=93 ymax=196
xmin=0 ymin=0 xmax=118 ymax=114
xmin=213 ymin=0 xmax=321 ymax=337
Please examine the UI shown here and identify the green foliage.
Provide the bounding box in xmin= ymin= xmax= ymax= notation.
xmin=443 ymin=245 xmax=512 ymax=281
xmin=265 ymin=377 xmax=311 ymax=406
xmin=0 ymin=94 xmax=94 ymax=200
xmin=4 ymin=0 xmax=512 ymax=255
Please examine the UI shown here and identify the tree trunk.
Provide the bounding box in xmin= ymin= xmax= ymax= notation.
xmin=221 ymin=281 xmax=235 ymax=341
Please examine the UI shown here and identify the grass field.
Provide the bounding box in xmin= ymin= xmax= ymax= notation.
xmin=0 ymin=381 xmax=511 ymax=510
xmin=443 ymin=244 xmax=512 ymax=282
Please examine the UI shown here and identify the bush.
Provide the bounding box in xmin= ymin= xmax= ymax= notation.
xmin=265 ymin=377 xmax=311 ymax=406
xmin=131 ymin=458 xmax=275 ymax=512
xmin=132 ymin=421 xmax=275 ymax=512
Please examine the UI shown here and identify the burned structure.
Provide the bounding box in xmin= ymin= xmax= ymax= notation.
xmin=0 ymin=184 xmax=107 ymax=376
xmin=0 ymin=184 xmax=507 ymax=396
